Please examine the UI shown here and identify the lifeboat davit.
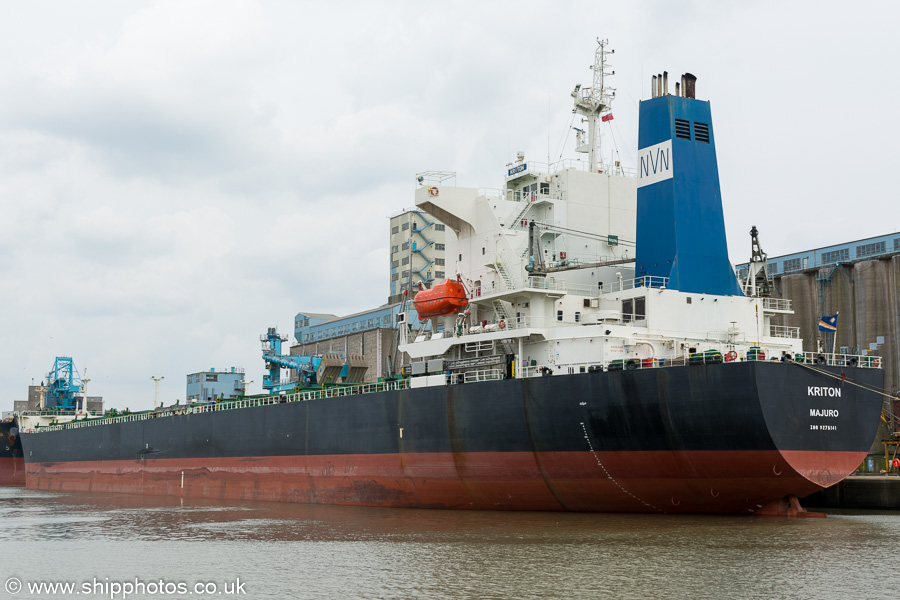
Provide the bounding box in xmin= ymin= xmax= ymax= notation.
xmin=413 ymin=279 xmax=469 ymax=319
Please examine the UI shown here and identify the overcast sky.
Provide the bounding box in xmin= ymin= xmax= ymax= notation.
xmin=1 ymin=1 xmax=896 ymax=410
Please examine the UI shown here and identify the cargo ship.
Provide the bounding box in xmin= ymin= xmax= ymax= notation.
xmin=0 ymin=417 xmax=24 ymax=486
xmin=19 ymin=41 xmax=884 ymax=514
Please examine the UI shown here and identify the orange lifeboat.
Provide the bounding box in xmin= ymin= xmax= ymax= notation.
xmin=413 ymin=279 xmax=469 ymax=319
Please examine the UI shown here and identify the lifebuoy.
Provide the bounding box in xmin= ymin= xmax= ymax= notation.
xmin=725 ymin=351 xmax=737 ymax=362
xmin=429 ymin=186 xmax=439 ymax=196
xmin=893 ymin=458 xmax=900 ymax=468
xmin=873 ymin=358 xmax=881 ymax=368
xmin=498 ymin=319 xmax=506 ymax=329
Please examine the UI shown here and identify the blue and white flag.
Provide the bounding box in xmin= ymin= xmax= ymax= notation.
xmin=818 ymin=313 xmax=838 ymax=332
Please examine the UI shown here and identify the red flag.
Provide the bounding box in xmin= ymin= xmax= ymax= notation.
xmin=601 ymin=113 xmax=614 ymax=122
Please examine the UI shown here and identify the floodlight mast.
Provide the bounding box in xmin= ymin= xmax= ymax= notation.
xmin=151 ymin=375 xmax=164 ymax=409
xmin=572 ymin=38 xmax=616 ymax=172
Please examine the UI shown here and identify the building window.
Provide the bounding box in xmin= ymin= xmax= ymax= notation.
xmin=391 ymin=245 xmax=399 ymax=253
xmin=392 ymin=260 xmax=399 ymax=268
xmin=856 ymin=242 xmax=886 ymax=258
xmin=783 ymin=258 xmax=803 ymax=272
xmin=435 ymin=224 xmax=445 ymax=231
xmin=435 ymin=243 xmax=445 ymax=250
xmin=401 ymin=241 xmax=409 ymax=250
xmin=402 ymin=222 xmax=409 ymax=231
xmin=402 ymin=270 xmax=409 ymax=278
xmin=435 ymin=258 xmax=445 ymax=266
xmin=435 ymin=271 xmax=445 ymax=278
xmin=391 ymin=226 xmax=399 ymax=234
xmin=401 ymin=257 xmax=409 ymax=265
xmin=391 ymin=273 xmax=399 ymax=281
xmin=822 ymin=249 xmax=849 ymax=264
xmin=768 ymin=262 xmax=778 ymax=274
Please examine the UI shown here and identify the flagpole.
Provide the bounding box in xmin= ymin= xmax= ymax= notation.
xmin=831 ymin=310 xmax=839 ymax=356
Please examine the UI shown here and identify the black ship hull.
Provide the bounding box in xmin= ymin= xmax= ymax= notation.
xmin=0 ymin=417 xmax=24 ymax=486
xmin=21 ymin=362 xmax=883 ymax=514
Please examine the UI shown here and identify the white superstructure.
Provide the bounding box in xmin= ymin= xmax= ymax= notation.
xmin=396 ymin=41 xmax=815 ymax=386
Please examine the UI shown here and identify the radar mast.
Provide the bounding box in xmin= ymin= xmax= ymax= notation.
xmin=572 ymin=38 xmax=615 ymax=172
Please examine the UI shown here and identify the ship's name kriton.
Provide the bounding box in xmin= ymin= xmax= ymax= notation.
xmin=808 ymin=386 xmax=841 ymax=397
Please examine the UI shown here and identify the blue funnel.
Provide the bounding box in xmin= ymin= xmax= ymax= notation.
xmin=634 ymin=89 xmax=742 ymax=296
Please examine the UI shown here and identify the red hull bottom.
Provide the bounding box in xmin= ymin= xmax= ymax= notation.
xmin=25 ymin=450 xmax=864 ymax=514
xmin=0 ymin=456 xmax=26 ymax=486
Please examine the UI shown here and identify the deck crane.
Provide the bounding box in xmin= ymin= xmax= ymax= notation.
xmin=524 ymin=220 xmax=635 ymax=275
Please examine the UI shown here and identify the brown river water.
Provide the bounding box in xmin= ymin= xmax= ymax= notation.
xmin=0 ymin=487 xmax=897 ymax=599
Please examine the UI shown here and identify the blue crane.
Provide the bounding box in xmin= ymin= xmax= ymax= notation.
xmin=260 ymin=327 xmax=357 ymax=393
xmin=43 ymin=357 xmax=85 ymax=411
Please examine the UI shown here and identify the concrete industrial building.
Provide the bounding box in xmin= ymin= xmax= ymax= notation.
xmin=186 ymin=367 xmax=247 ymax=403
xmin=292 ymin=304 xmax=418 ymax=383
xmin=736 ymin=231 xmax=900 ymax=438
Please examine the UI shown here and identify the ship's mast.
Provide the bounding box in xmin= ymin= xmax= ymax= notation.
xmin=572 ymin=38 xmax=615 ymax=172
